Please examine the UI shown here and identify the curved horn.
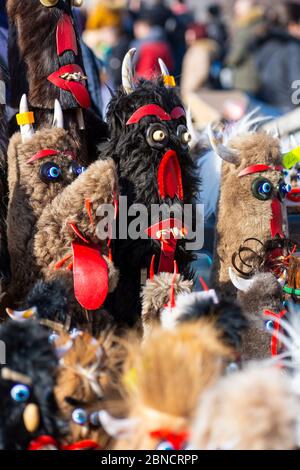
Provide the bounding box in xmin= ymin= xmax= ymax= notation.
xmin=53 ymin=100 xmax=64 ymax=129
xmin=19 ymin=94 xmax=34 ymax=143
xmin=158 ymin=58 xmax=170 ymax=77
xmin=6 ymin=306 xmax=37 ymax=321
xmin=229 ymin=267 xmax=255 ymax=292
xmin=97 ymin=410 xmax=138 ymax=438
xmin=208 ymin=125 xmax=239 ymax=165
xmin=122 ymin=48 xmax=136 ymax=95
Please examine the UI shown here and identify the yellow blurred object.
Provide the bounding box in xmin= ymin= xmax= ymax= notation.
xmin=86 ymin=3 xmax=123 ymax=30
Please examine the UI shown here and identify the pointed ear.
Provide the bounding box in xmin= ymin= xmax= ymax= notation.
xmin=208 ymin=125 xmax=239 ymax=165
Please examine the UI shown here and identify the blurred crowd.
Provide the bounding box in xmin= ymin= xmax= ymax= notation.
xmin=2 ymin=0 xmax=300 ymax=117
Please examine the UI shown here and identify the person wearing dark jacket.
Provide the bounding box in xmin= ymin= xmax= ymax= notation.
xmin=254 ymin=2 xmax=300 ymax=112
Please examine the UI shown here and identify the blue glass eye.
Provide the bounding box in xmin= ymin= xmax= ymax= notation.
xmin=71 ymin=163 xmax=86 ymax=177
xmin=11 ymin=384 xmax=30 ymax=403
xmin=259 ymin=182 xmax=271 ymax=194
xmin=283 ymin=170 xmax=289 ymax=177
xmin=72 ymin=408 xmax=88 ymax=425
xmin=264 ymin=320 xmax=274 ymax=331
xmin=40 ymin=162 xmax=62 ymax=183
xmin=156 ymin=440 xmax=175 ymax=451
xmin=278 ymin=181 xmax=291 ymax=200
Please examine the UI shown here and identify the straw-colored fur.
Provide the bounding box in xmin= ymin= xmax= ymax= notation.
xmin=115 ymin=321 xmax=234 ymax=449
xmin=212 ymin=132 xmax=285 ymax=297
xmin=190 ymin=366 xmax=300 ymax=450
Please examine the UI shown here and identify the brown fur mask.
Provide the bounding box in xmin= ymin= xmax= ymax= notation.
xmin=7 ymin=109 xmax=119 ymax=326
xmin=209 ymin=117 xmax=287 ymax=298
xmin=54 ymin=330 xmax=125 ymax=449
xmin=190 ymin=365 xmax=300 ymax=450
xmin=113 ymin=322 xmax=234 ymax=450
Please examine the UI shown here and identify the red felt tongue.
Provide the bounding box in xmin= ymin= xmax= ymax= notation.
xmin=72 ymin=242 xmax=108 ymax=310
xmin=47 ymin=65 xmax=91 ymax=109
xmin=158 ymin=150 xmax=183 ymax=200
xmin=270 ymin=199 xmax=284 ymax=238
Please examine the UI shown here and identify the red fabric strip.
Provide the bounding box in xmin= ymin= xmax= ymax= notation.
xmin=27 ymin=149 xmax=58 ymax=164
xmin=170 ymin=106 xmax=186 ymax=119
xmin=56 ymin=14 xmax=78 ymax=56
xmin=126 ymin=104 xmax=171 ymax=125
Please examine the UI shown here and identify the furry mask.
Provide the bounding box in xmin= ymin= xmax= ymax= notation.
xmin=208 ymin=113 xmax=289 ymax=297
xmin=101 ymin=51 xmax=198 ymax=325
xmin=108 ymin=322 xmax=234 ymax=450
xmin=54 ymin=329 xmax=125 ymax=449
xmin=0 ymin=321 xmax=60 ymax=450
xmin=6 ymin=99 xmax=119 ymax=327
xmin=190 ymin=365 xmax=300 ymax=450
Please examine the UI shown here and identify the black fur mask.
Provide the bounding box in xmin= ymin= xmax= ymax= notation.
xmin=0 ymin=321 xmax=61 ymax=449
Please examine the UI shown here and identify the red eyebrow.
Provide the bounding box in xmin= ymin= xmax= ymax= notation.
xmin=238 ymin=164 xmax=283 ymax=177
xmin=126 ymin=105 xmax=186 ymax=125
xmin=27 ymin=149 xmax=76 ymax=164
xmin=126 ymin=105 xmax=171 ymax=125
xmin=27 ymin=149 xmax=59 ymax=164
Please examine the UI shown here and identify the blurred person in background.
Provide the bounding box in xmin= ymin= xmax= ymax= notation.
xmin=225 ymin=0 xmax=266 ymax=95
xmin=131 ymin=6 xmax=174 ymax=79
xmin=181 ymin=23 xmax=219 ymax=96
xmin=254 ymin=1 xmax=300 ymax=112
xmin=170 ymin=0 xmax=194 ymax=78
xmin=0 ymin=0 xmax=8 ymax=68
xmin=206 ymin=4 xmax=228 ymax=61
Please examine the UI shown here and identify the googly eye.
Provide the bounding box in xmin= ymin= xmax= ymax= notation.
xmin=71 ymin=162 xmax=86 ymax=177
xmin=72 ymin=408 xmax=88 ymax=426
xmin=156 ymin=440 xmax=175 ymax=451
xmin=283 ymin=170 xmax=289 ymax=177
xmin=40 ymin=162 xmax=62 ymax=183
xmin=278 ymin=181 xmax=291 ymax=201
xmin=177 ymin=125 xmax=191 ymax=149
xmin=72 ymin=0 xmax=83 ymax=6
xmin=146 ymin=123 xmax=169 ymax=149
xmin=252 ymin=178 xmax=273 ymax=201
xmin=11 ymin=384 xmax=30 ymax=403
xmin=264 ymin=319 xmax=274 ymax=331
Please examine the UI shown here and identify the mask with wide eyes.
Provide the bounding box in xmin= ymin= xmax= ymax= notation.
xmin=40 ymin=162 xmax=62 ymax=183
xmin=146 ymin=123 xmax=169 ymax=149
xmin=72 ymin=408 xmax=88 ymax=426
xmin=177 ymin=125 xmax=191 ymax=149
xmin=70 ymin=162 xmax=86 ymax=177
xmin=11 ymin=384 xmax=30 ymax=403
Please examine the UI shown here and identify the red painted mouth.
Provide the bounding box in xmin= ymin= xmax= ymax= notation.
xmin=157 ymin=150 xmax=184 ymax=200
xmin=287 ymin=188 xmax=300 ymax=203
xmin=47 ymin=64 xmax=91 ymax=109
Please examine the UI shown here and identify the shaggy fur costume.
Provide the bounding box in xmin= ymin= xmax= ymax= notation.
xmin=54 ymin=330 xmax=125 ymax=448
xmin=141 ymin=273 xmax=193 ymax=337
xmin=100 ymin=78 xmax=199 ymax=325
xmin=7 ymin=0 xmax=108 ymax=165
xmin=210 ymin=128 xmax=286 ymax=298
xmin=113 ymin=322 xmax=234 ymax=450
xmin=0 ymin=67 xmax=9 ymax=289
xmin=7 ymin=124 xmax=119 ymax=327
xmin=238 ymin=272 xmax=284 ymax=360
xmin=0 ymin=321 xmax=60 ymax=449
xmin=190 ymin=366 xmax=300 ymax=450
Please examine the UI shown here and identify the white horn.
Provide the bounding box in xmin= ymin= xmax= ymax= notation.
xmin=97 ymin=410 xmax=138 ymax=438
xmin=158 ymin=58 xmax=170 ymax=77
xmin=122 ymin=48 xmax=136 ymax=95
xmin=6 ymin=306 xmax=37 ymax=321
xmin=229 ymin=267 xmax=255 ymax=292
xmin=53 ymin=99 xmax=64 ymax=129
xmin=208 ymin=124 xmax=238 ymax=165
xmin=19 ymin=94 xmax=34 ymax=143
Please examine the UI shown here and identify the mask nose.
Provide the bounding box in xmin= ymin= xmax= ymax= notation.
xmin=23 ymin=403 xmax=40 ymax=433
